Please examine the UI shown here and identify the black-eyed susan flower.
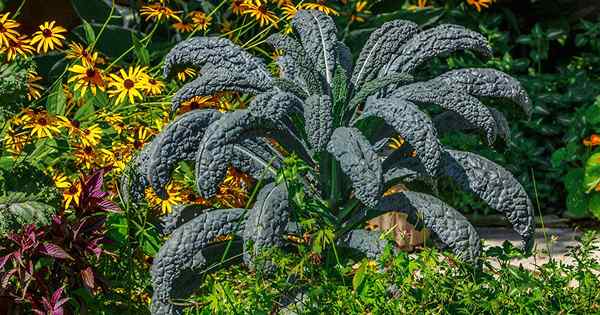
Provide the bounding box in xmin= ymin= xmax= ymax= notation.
xmin=2 ymin=126 xmax=29 ymax=156
xmin=142 ymin=76 xmax=165 ymax=96
xmin=189 ymin=11 xmax=212 ymax=31
xmin=126 ymin=125 xmax=156 ymax=150
xmin=351 ymin=1 xmax=370 ymax=23
xmin=27 ymin=70 xmax=43 ymax=101
xmin=63 ymin=179 xmax=82 ymax=209
xmin=145 ymin=182 xmax=184 ymax=214
xmin=108 ymin=66 xmax=147 ymax=104
xmin=51 ymin=172 xmax=71 ymax=189
xmin=140 ymin=3 xmax=182 ymax=22
xmin=30 ymin=21 xmax=67 ymax=53
xmin=176 ymin=67 xmax=197 ymax=81
xmin=65 ymin=42 xmax=93 ymax=62
xmin=67 ymin=54 xmax=106 ymax=96
xmin=242 ymin=0 xmax=279 ymax=27
xmin=23 ymin=111 xmax=61 ymax=139
xmin=300 ymin=2 xmax=339 ymax=16
xmin=231 ymin=0 xmax=245 ymax=15
xmin=2 ymin=35 xmax=34 ymax=61
xmin=106 ymin=141 xmax=133 ymax=173
xmin=80 ymin=124 xmax=103 ymax=146
xmin=466 ymin=0 xmax=493 ymax=12
xmin=172 ymin=21 xmax=195 ymax=33
xmin=388 ymin=135 xmax=405 ymax=150
xmin=179 ymin=95 xmax=218 ymax=113
xmin=280 ymin=3 xmax=299 ymax=20
xmin=0 ymin=12 xmax=20 ymax=48
xmin=73 ymin=145 xmax=112 ymax=169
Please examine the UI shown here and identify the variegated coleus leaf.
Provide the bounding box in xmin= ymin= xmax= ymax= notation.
xmin=326 ymin=127 xmax=382 ymax=208
xmin=352 ymin=19 xmax=419 ymax=91
xmin=171 ymin=69 xmax=272 ymax=112
xmin=359 ymin=98 xmax=443 ymax=177
xmin=375 ymin=191 xmax=482 ymax=264
xmin=304 ymin=94 xmax=333 ymax=152
xmin=432 ymin=68 xmax=532 ymax=115
xmin=291 ymin=10 xmax=338 ymax=86
xmin=266 ymin=33 xmax=320 ymax=94
xmin=380 ymin=24 xmax=492 ymax=76
xmin=337 ymin=229 xmax=392 ymax=260
xmin=442 ymin=150 xmax=534 ymax=251
xmin=243 ymin=183 xmax=290 ymax=269
xmin=390 ymin=81 xmax=498 ymax=144
xmin=148 ymin=109 xmax=222 ymax=198
xmin=151 ymin=208 xmax=246 ymax=314
xmin=163 ymin=36 xmax=272 ymax=82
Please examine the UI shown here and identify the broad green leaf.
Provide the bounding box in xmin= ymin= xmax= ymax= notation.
xmin=584 ymin=153 xmax=600 ymax=192
xmin=588 ymin=193 xmax=600 ymax=221
xmin=82 ymin=20 xmax=97 ymax=44
xmin=564 ymin=169 xmax=588 ymax=218
xmin=46 ymin=83 xmax=67 ymax=115
xmin=352 ymin=261 xmax=367 ymax=292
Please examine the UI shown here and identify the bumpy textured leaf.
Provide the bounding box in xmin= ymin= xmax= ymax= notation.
xmin=266 ymin=33 xmax=320 ymax=94
xmin=352 ymin=20 xmax=418 ymax=91
xmin=121 ymin=137 xmax=160 ymax=203
xmin=163 ymin=36 xmax=272 ymax=81
xmin=376 ymin=192 xmax=482 ymax=263
xmin=442 ymin=150 xmax=534 ymax=250
xmin=326 ymin=127 xmax=382 ymax=207
xmin=292 ymin=10 xmax=338 ymax=85
xmin=433 ymin=107 xmax=511 ymax=142
xmin=248 ymin=90 xmax=303 ymax=122
xmin=304 ymin=95 xmax=333 ymax=152
xmin=382 ymin=157 xmax=430 ymax=185
xmin=231 ymin=138 xmax=281 ymax=180
xmin=151 ymin=208 xmax=246 ymax=314
xmin=360 ymin=98 xmax=443 ymax=177
xmin=381 ymin=24 xmax=492 ymax=76
xmin=391 ymin=81 xmax=498 ymax=144
xmin=159 ymin=204 xmax=206 ymax=236
xmin=149 ymin=109 xmax=222 ymax=198
xmin=337 ymin=229 xmax=392 ymax=259
xmin=336 ymin=41 xmax=353 ymax=76
xmin=0 ymin=192 xmax=56 ymax=236
xmin=272 ymin=77 xmax=310 ymax=99
xmin=433 ymin=68 xmax=531 ymax=115
xmin=243 ymin=183 xmax=290 ymax=268
xmin=347 ymin=73 xmax=414 ymax=111
xmin=171 ymin=69 xmax=272 ymax=112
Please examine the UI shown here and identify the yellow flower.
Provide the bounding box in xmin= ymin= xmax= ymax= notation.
xmin=30 ymin=21 xmax=67 ymax=53
xmin=2 ymin=35 xmax=34 ymax=61
xmin=52 ymin=173 xmax=71 ymax=189
xmin=108 ymin=66 xmax=147 ymax=104
xmin=281 ymin=3 xmax=298 ymax=20
xmin=73 ymin=145 xmax=113 ymax=169
xmin=65 ymin=42 xmax=94 ymax=62
xmin=0 ymin=12 xmax=20 ymax=48
xmin=179 ymin=95 xmax=218 ymax=113
xmin=188 ymin=11 xmax=212 ymax=31
xmin=63 ymin=179 xmax=82 ymax=209
xmin=242 ymin=0 xmax=279 ymax=27
xmin=231 ymin=0 xmax=246 ymax=15
xmin=176 ymin=67 xmax=197 ymax=81
xmin=79 ymin=124 xmax=103 ymax=146
xmin=466 ymin=0 xmax=493 ymax=12
xmin=142 ymin=76 xmax=165 ymax=96
xmin=388 ymin=136 xmax=405 ymax=150
xmin=408 ymin=0 xmax=430 ymax=11
xmin=106 ymin=141 xmax=133 ymax=174
xmin=140 ymin=3 xmax=182 ymax=22
xmin=27 ymin=70 xmax=43 ymax=101
xmin=67 ymin=54 xmax=106 ymax=96
xmin=126 ymin=125 xmax=156 ymax=150
xmin=23 ymin=111 xmax=61 ymax=139
xmin=2 ymin=126 xmax=29 ymax=156
xmin=145 ymin=182 xmax=184 ymax=215
xmin=300 ymin=2 xmax=339 ymax=16
xmin=351 ymin=1 xmax=370 ymax=23
xmin=172 ymin=22 xmax=195 ymax=33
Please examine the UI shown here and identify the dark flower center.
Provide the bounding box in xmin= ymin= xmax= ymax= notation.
xmin=42 ymin=29 xmax=53 ymax=37
xmin=134 ymin=140 xmax=143 ymax=149
xmin=37 ymin=117 xmax=48 ymax=125
xmin=86 ymin=69 xmax=97 ymax=78
xmin=84 ymin=146 xmax=93 ymax=154
xmin=190 ymin=101 xmax=200 ymax=109
xmin=69 ymin=185 xmax=79 ymax=194
xmin=71 ymin=120 xmax=80 ymax=128
xmin=123 ymin=79 xmax=135 ymax=89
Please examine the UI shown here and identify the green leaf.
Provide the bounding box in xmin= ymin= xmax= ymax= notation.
xmin=352 ymin=261 xmax=367 ymax=292
xmin=46 ymin=83 xmax=67 ymax=115
xmin=132 ymin=34 xmax=150 ymax=66
xmin=564 ymin=169 xmax=588 ymax=218
xmin=72 ymin=24 xmax=143 ymax=59
xmin=82 ymin=20 xmax=97 ymax=44
xmin=584 ymin=153 xmax=600 ymax=192
xmin=588 ymin=193 xmax=600 ymax=220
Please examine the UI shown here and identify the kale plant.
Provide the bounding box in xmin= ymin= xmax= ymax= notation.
xmin=123 ymin=10 xmax=535 ymax=314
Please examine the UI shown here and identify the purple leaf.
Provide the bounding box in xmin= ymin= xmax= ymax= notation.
xmin=40 ymin=243 xmax=73 ymax=260
xmin=0 ymin=254 xmax=12 ymax=269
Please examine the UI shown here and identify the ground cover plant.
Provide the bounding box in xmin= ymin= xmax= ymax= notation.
xmin=0 ymin=0 xmax=598 ymax=314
